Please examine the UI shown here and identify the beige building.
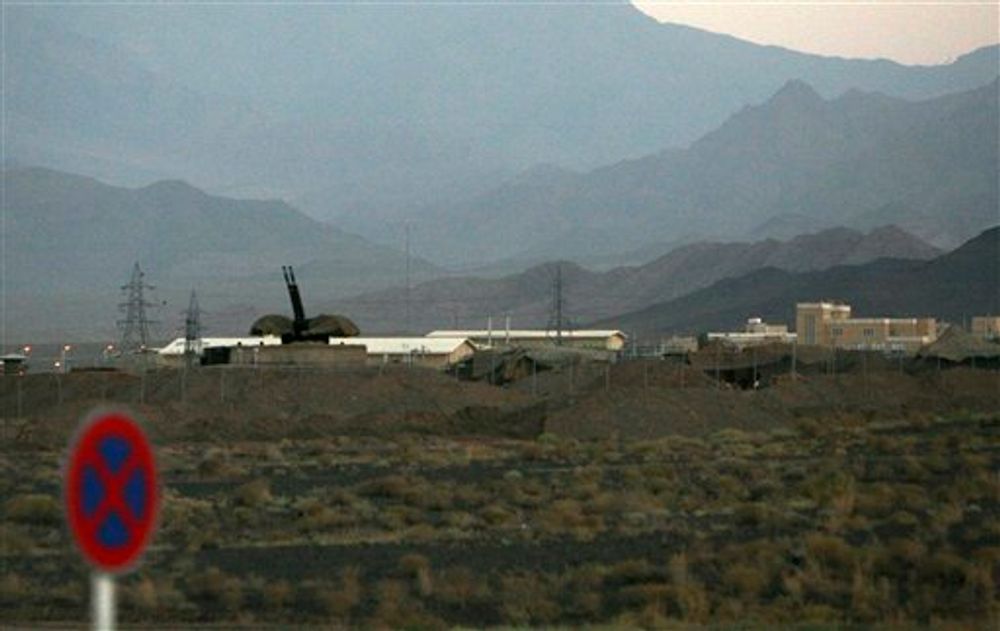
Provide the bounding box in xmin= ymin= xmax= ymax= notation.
xmin=330 ymin=337 xmax=476 ymax=369
xmin=796 ymin=302 xmax=936 ymax=353
xmin=971 ymin=316 xmax=1000 ymax=340
xmin=427 ymin=329 xmax=627 ymax=352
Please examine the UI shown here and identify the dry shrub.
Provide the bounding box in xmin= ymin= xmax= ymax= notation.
xmin=358 ymin=474 xmax=415 ymax=500
xmin=235 ymin=478 xmax=272 ymax=507
xmin=262 ymin=579 xmax=292 ymax=610
xmin=399 ymin=554 xmax=433 ymax=597
xmin=722 ymin=564 xmax=767 ymax=601
xmin=618 ymin=582 xmax=672 ymax=613
xmin=0 ymin=524 xmax=34 ymax=554
xmin=196 ymin=448 xmax=233 ymax=478
xmin=324 ymin=567 xmax=363 ymax=617
xmin=0 ymin=573 xmax=28 ymax=606
xmin=296 ymin=497 xmax=345 ymax=531
xmin=188 ymin=566 xmax=242 ymax=612
xmin=537 ymin=498 xmax=603 ymax=539
xmin=4 ymin=493 xmax=60 ymax=525
xmin=673 ymin=582 xmax=711 ymax=624
xmin=434 ymin=566 xmax=488 ymax=608
xmin=480 ymin=503 xmax=517 ymax=527
xmin=499 ymin=573 xmax=560 ymax=626
xmin=608 ymin=559 xmax=658 ymax=586
xmin=669 ymin=551 xmax=689 ymax=586
xmin=127 ymin=576 xmax=158 ymax=614
xmin=805 ymin=533 xmax=854 ymax=574
xmin=849 ymin=565 xmax=893 ymax=623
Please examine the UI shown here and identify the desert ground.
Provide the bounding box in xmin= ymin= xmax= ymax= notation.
xmin=1 ymin=361 xmax=997 ymax=628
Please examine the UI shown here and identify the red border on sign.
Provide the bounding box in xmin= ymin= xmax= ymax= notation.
xmin=64 ymin=409 xmax=159 ymax=573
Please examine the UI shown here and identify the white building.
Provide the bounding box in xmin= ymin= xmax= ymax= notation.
xmin=426 ymin=329 xmax=627 ymax=351
xmin=707 ymin=318 xmax=797 ymax=349
xmin=158 ymin=336 xmax=283 ymax=357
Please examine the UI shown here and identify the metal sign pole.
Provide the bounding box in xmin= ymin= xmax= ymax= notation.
xmin=92 ymin=572 xmax=115 ymax=630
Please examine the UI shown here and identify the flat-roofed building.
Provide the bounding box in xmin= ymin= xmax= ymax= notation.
xmin=795 ymin=302 xmax=936 ymax=353
xmin=330 ymin=337 xmax=476 ymax=369
xmin=971 ymin=316 xmax=1000 ymax=340
xmin=707 ymin=318 xmax=797 ymax=349
xmin=426 ymin=329 xmax=627 ymax=351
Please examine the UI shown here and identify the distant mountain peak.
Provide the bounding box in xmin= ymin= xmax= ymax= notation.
xmin=769 ymin=79 xmax=824 ymax=105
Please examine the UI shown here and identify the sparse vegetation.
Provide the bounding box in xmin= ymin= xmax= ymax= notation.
xmin=1 ymin=369 xmax=997 ymax=627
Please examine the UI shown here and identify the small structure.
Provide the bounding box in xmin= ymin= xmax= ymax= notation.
xmin=971 ymin=316 xmax=1000 ymax=341
xmin=795 ymin=302 xmax=936 ymax=354
xmin=661 ymin=336 xmax=699 ymax=357
xmin=426 ymin=329 xmax=627 ymax=352
xmin=0 ymin=353 xmax=28 ymax=375
xmin=918 ymin=326 xmax=1000 ymax=366
xmin=330 ymin=337 xmax=476 ymax=369
xmin=707 ymin=318 xmax=796 ymax=350
xmin=157 ymin=336 xmax=282 ymax=366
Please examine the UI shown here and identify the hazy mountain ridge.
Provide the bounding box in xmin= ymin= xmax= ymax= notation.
xmin=594 ymin=226 xmax=999 ymax=336
xmin=332 ymin=226 xmax=940 ymax=333
xmin=2 ymin=167 xmax=436 ymax=340
xmin=422 ymin=78 xmax=998 ymax=264
xmin=8 ymin=6 xmax=999 ymax=254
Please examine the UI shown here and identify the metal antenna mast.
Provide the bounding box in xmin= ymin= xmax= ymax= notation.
xmin=117 ymin=262 xmax=157 ymax=353
xmin=183 ymin=289 xmax=202 ymax=364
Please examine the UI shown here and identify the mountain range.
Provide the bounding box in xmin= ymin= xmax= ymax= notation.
xmin=421 ymin=77 xmax=999 ymax=264
xmin=2 ymin=167 xmax=436 ymax=341
xmin=8 ymin=5 xmax=999 ymax=262
xmin=330 ymin=226 xmax=941 ymax=334
xmin=595 ymin=226 xmax=1000 ymax=336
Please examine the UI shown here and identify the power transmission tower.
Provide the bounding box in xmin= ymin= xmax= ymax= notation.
xmin=117 ymin=262 xmax=158 ymax=354
xmin=183 ymin=289 xmax=202 ymax=366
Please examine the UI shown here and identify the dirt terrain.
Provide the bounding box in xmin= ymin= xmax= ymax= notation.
xmin=1 ymin=362 xmax=998 ymax=627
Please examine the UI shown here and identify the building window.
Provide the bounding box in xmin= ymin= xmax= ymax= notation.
xmin=831 ymin=327 xmax=843 ymax=337
xmin=864 ymin=328 xmax=874 ymax=337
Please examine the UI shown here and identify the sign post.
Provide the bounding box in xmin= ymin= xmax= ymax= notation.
xmin=65 ymin=409 xmax=160 ymax=630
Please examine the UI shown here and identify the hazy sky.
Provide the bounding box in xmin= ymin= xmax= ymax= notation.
xmin=633 ymin=1 xmax=999 ymax=65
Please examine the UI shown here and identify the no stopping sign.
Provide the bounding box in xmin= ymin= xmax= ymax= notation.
xmin=64 ymin=410 xmax=160 ymax=573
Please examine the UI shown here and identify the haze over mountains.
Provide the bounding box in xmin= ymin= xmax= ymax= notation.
xmin=331 ymin=226 xmax=941 ymax=334
xmin=6 ymin=5 xmax=998 ymax=342
xmin=8 ymin=4 xmax=999 ymax=264
xmin=3 ymin=168 xmax=437 ymax=341
xmin=424 ymin=78 xmax=999 ymax=264
xmin=596 ymin=226 xmax=1000 ymax=336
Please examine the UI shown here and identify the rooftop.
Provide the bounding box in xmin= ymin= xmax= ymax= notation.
xmin=330 ymin=337 xmax=473 ymax=354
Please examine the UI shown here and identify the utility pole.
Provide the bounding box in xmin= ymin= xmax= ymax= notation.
xmin=117 ymin=262 xmax=158 ymax=354
xmin=404 ymin=223 xmax=412 ymax=334
xmin=549 ymin=264 xmax=565 ymax=346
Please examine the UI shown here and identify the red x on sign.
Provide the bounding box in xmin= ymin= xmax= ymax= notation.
xmin=65 ymin=410 xmax=160 ymax=573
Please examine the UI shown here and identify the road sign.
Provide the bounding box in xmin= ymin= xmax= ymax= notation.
xmin=65 ymin=409 xmax=159 ymax=573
